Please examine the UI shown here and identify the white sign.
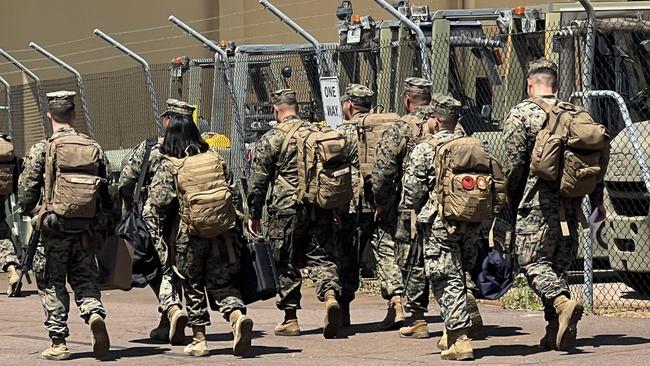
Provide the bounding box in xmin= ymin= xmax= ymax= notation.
xmin=347 ymin=27 xmax=361 ymax=44
xmin=320 ymin=76 xmax=343 ymax=128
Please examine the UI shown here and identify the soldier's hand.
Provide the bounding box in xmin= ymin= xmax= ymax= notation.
xmin=374 ymin=206 xmax=386 ymax=222
xmin=247 ymin=218 xmax=263 ymax=238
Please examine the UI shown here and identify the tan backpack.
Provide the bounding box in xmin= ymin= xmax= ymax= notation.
xmin=44 ymin=133 xmax=102 ymax=219
xmin=0 ymin=135 xmax=14 ymax=196
xmin=167 ymin=149 xmax=236 ymax=239
xmin=344 ymin=112 xmax=400 ymax=180
xmin=426 ymin=136 xmax=506 ymax=226
xmin=528 ymin=98 xmax=610 ymax=198
xmin=278 ymin=120 xmax=353 ymax=209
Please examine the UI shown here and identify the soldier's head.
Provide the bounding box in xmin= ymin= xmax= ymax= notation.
xmin=342 ymin=84 xmax=374 ymax=120
xmin=527 ymin=59 xmax=558 ymax=97
xmin=420 ymin=93 xmax=462 ymax=134
xmin=402 ymin=77 xmax=432 ymax=113
xmin=271 ymin=89 xmax=299 ymax=122
xmin=160 ymin=111 xmax=209 ymax=159
xmin=46 ymin=91 xmax=76 ymax=127
xmin=160 ymin=99 xmax=195 ymax=129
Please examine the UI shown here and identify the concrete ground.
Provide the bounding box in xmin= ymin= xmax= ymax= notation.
xmin=1 ymin=278 xmax=650 ymax=366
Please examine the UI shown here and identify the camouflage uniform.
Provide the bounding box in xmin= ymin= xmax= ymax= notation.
xmin=247 ymin=90 xmax=342 ymax=310
xmin=402 ymin=97 xmax=477 ymax=331
xmin=143 ymin=150 xmax=245 ymax=326
xmin=372 ymin=78 xmax=430 ymax=311
xmin=0 ymin=199 xmax=17 ymax=271
xmin=19 ymin=122 xmax=110 ymax=340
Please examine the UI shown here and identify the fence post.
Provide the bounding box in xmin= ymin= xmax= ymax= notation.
xmin=578 ymin=0 xmax=595 ymax=111
xmin=93 ymin=29 xmax=162 ymax=135
xmin=373 ymin=0 xmax=432 ymax=80
xmin=29 ymin=42 xmax=95 ymax=140
xmin=0 ymin=75 xmax=12 ymax=137
xmin=0 ymin=49 xmax=49 ymax=137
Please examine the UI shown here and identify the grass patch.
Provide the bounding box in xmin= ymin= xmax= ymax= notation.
xmin=500 ymin=275 xmax=543 ymax=311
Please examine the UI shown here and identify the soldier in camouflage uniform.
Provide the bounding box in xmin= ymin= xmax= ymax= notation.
xmin=371 ymin=77 xmax=431 ymax=332
xmin=247 ymin=89 xmax=343 ymax=339
xmin=402 ymin=94 xmax=477 ymax=360
xmin=336 ymin=84 xmax=374 ymax=326
xmin=143 ymin=114 xmax=253 ymax=357
xmin=19 ymin=91 xmax=111 ymax=360
xmin=0 ymin=224 xmax=19 ymax=295
xmin=503 ymin=59 xmax=605 ymax=352
xmin=119 ymin=99 xmax=190 ymax=345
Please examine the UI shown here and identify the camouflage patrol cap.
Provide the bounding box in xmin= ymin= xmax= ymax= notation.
xmin=417 ymin=93 xmax=462 ymax=118
xmin=403 ymin=77 xmax=432 ymax=97
xmin=47 ymin=90 xmax=76 ymax=109
xmin=342 ymin=84 xmax=374 ymax=108
xmin=527 ymin=58 xmax=558 ymax=77
xmin=161 ymin=99 xmax=195 ymax=118
xmin=271 ymin=88 xmax=298 ymax=106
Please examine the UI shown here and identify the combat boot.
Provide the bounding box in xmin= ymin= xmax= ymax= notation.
xmin=437 ymin=328 xmax=448 ymax=351
xmin=323 ymin=290 xmax=341 ymax=339
xmin=89 ymin=313 xmax=110 ymax=359
xmin=440 ymin=329 xmax=474 ymax=361
xmin=6 ymin=265 xmax=19 ymax=296
xmin=399 ymin=310 xmax=430 ymax=339
xmin=149 ymin=313 xmax=170 ymax=342
xmin=184 ymin=325 xmax=209 ymax=357
xmin=274 ymin=309 xmax=301 ymax=336
xmin=379 ymin=295 xmax=406 ymax=330
xmin=553 ymin=295 xmax=584 ymax=351
xmin=341 ymin=301 xmax=351 ymax=327
xmin=167 ymin=305 xmax=188 ymax=345
xmin=466 ymin=292 xmax=484 ymax=338
xmin=230 ymin=309 xmax=254 ymax=356
xmin=539 ymin=317 xmax=559 ymax=351
xmin=41 ymin=338 xmax=71 ymax=361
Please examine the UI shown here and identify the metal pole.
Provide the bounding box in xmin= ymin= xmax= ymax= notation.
xmin=0 ymin=75 xmax=12 ymax=136
xmin=29 ymin=42 xmax=95 ymax=139
xmin=93 ymin=28 xmax=162 ymax=134
xmin=259 ymin=0 xmax=329 ymax=77
xmin=578 ymin=0 xmax=595 ymax=111
xmin=0 ymin=49 xmax=49 ymax=136
xmin=374 ymin=0 xmax=432 ymax=80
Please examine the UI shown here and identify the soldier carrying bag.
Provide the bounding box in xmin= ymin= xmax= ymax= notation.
xmin=0 ymin=134 xmax=15 ymax=196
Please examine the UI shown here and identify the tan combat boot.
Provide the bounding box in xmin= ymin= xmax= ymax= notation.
xmin=466 ymin=292 xmax=483 ymax=338
xmin=184 ymin=325 xmax=209 ymax=357
xmin=6 ymin=265 xmax=19 ymax=296
xmin=379 ymin=295 xmax=406 ymax=330
xmin=323 ymin=290 xmax=341 ymax=339
xmin=274 ymin=309 xmax=301 ymax=336
xmin=553 ymin=295 xmax=584 ymax=351
xmin=149 ymin=313 xmax=170 ymax=342
xmin=41 ymin=338 xmax=71 ymax=361
xmin=230 ymin=309 xmax=254 ymax=356
xmin=437 ymin=328 xmax=448 ymax=351
xmin=167 ymin=305 xmax=188 ymax=346
xmin=89 ymin=313 xmax=110 ymax=359
xmin=440 ymin=329 xmax=474 ymax=361
xmin=399 ymin=310 xmax=430 ymax=339
xmin=539 ymin=318 xmax=559 ymax=351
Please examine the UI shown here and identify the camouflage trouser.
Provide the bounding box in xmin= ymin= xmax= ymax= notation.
xmin=423 ymin=219 xmax=480 ymax=331
xmin=267 ymin=206 xmax=341 ymax=310
xmin=0 ymin=220 xmax=17 ymax=271
xmin=373 ymin=219 xmax=405 ymax=300
xmin=516 ymin=205 xmax=579 ymax=317
xmin=151 ymin=232 xmax=183 ymax=313
xmin=336 ymin=213 xmax=375 ymax=304
xmin=175 ymin=232 xmax=245 ymax=327
xmin=33 ymin=231 xmax=106 ymax=340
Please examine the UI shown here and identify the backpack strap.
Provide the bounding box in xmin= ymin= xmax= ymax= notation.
xmin=133 ymin=137 xmax=157 ymax=210
xmin=272 ymin=120 xmax=303 ymax=192
xmin=526 ymin=97 xmax=554 ymax=114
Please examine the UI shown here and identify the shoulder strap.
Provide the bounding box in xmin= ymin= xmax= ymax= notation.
xmin=278 ymin=120 xmax=304 ymax=163
xmin=526 ymin=97 xmax=554 ymax=114
xmin=133 ymin=137 xmax=157 ymax=207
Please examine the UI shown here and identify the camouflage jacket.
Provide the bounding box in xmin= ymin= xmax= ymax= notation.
xmin=337 ymin=112 xmax=374 ymax=215
xmin=371 ymin=112 xmax=427 ymax=212
xmin=118 ymin=137 xmax=164 ymax=207
xmin=18 ymin=127 xmax=112 ymax=215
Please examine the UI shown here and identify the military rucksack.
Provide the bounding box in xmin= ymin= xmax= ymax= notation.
xmin=44 ymin=132 xmax=102 ymax=219
xmin=167 ymin=149 xmax=236 ymax=238
xmin=344 ymin=111 xmax=400 ymax=180
xmin=0 ymin=134 xmax=15 ymax=196
xmin=425 ymin=135 xmax=506 ymax=227
xmin=528 ymin=98 xmax=610 ymax=198
xmin=277 ymin=120 xmax=353 ymax=209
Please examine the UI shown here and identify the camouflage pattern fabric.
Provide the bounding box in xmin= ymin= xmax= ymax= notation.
xmin=143 ymin=153 xmax=245 ymax=325
xmin=0 ymin=222 xmax=17 ymax=271
xmin=527 ymin=58 xmax=558 ymax=77
xmin=18 ymin=127 xmax=110 ymax=340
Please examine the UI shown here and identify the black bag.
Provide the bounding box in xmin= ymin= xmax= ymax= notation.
xmin=115 ymin=138 xmax=160 ymax=288
xmin=471 ymin=215 xmax=515 ymax=300
xmin=237 ymin=238 xmax=279 ymax=304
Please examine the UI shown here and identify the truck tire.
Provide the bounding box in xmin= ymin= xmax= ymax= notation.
xmin=615 ymin=271 xmax=650 ymax=296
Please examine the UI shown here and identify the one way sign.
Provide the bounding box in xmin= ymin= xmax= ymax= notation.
xmin=320 ymin=76 xmax=343 ymax=128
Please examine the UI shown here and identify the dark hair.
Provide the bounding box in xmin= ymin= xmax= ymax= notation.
xmin=50 ymin=105 xmax=75 ymax=123
xmin=404 ymin=91 xmax=431 ymax=105
xmin=351 ymin=101 xmax=371 ymax=114
xmin=434 ymin=112 xmax=459 ymax=127
xmin=160 ymin=114 xmax=209 ymax=159
xmin=529 ymin=69 xmax=558 ymax=89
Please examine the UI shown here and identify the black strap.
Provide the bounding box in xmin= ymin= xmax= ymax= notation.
xmin=133 ymin=137 xmax=157 ymax=209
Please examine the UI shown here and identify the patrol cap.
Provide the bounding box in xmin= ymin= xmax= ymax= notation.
xmin=342 ymin=84 xmax=374 ymax=108
xmin=527 ymin=58 xmax=558 ymax=77
xmin=417 ymin=93 xmax=462 ymax=118
xmin=403 ymin=77 xmax=432 ymax=97
xmin=160 ymin=99 xmax=195 ymax=118
xmin=271 ymin=88 xmax=297 ymax=106
xmin=47 ymin=90 xmax=76 ymax=109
